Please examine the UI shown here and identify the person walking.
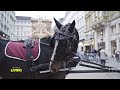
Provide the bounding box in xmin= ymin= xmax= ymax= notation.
xmin=99 ymin=47 xmax=108 ymax=66
xmin=92 ymin=49 xmax=97 ymax=62
xmin=115 ymin=50 xmax=120 ymax=62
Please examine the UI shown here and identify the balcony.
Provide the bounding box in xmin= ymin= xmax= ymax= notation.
xmin=79 ymin=39 xmax=85 ymax=42
xmin=92 ymin=21 xmax=105 ymax=31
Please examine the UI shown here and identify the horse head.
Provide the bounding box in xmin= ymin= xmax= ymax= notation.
xmin=49 ymin=18 xmax=79 ymax=73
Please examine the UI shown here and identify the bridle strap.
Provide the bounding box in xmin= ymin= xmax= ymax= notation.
xmin=55 ymin=31 xmax=74 ymax=38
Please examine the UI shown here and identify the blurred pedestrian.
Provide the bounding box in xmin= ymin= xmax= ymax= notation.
xmin=99 ymin=47 xmax=108 ymax=66
xmin=92 ymin=49 xmax=97 ymax=62
xmin=98 ymin=48 xmax=102 ymax=57
xmin=115 ymin=50 xmax=120 ymax=62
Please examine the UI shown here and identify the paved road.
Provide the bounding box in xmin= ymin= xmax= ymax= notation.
xmin=65 ymin=58 xmax=120 ymax=79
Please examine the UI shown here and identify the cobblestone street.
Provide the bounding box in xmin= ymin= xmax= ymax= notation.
xmin=65 ymin=58 xmax=120 ymax=79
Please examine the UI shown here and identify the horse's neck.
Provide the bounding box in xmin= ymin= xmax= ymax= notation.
xmin=0 ymin=39 xmax=9 ymax=46
xmin=40 ymin=36 xmax=51 ymax=44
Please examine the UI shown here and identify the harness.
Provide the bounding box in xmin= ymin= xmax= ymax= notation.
xmin=29 ymin=30 xmax=78 ymax=72
xmin=23 ymin=38 xmax=34 ymax=59
xmin=29 ymin=23 xmax=79 ymax=73
xmin=23 ymin=38 xmax=35 ymax=78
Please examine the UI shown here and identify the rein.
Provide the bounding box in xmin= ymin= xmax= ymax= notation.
xmin=40 ymin=42 xmax=50 ymax=46
xmin=55 ymin=31 xmax=74 ymax=38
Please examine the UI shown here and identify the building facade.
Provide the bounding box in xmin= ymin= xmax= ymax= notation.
xmin=61 ymin=11 xmax=86 ymax=52
xmin=61 ymin=11 xmax=120 ymax=57
xmin=31 ymin=17 xmax=52 ymax=39
xmin=92 ymin=11 xmax=120 ymax=57
xmin=15 ymin=16 xmax=32 ymax=41
xmin=0 ymin=11 xmax=16 ymax=40
xmin=106 ymin=11 xmax=120 ymax=57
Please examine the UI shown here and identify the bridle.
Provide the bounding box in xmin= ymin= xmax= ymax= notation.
xmin=50 ymin=29 xmax=78 ymax=68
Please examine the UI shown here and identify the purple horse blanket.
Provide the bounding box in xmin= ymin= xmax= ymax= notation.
xmin=5 ymin=39 xmax=40 ymax=61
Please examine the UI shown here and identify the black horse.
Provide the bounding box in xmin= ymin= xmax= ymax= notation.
xmin=49 ymin=18 xmax=79 ymax=73
xmin=0 ymin=18 xmax=79 ymax=79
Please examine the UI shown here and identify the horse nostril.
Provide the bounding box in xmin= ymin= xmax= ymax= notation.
xmin=52 ymin=68 xmax=57 ymax=73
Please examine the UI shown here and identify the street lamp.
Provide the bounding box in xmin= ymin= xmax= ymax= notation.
xmin=101 ymin=30 xmax=103 ymax=48
xmin=90 ymin=34 xmax=94 ymax=52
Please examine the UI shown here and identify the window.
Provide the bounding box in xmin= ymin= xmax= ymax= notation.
xmin=17 ymin=31 xmax=19 ymax=35
xmin=119 ymin=23 xmax=120 ymax=30
xmin=99 ymin=11 xmax=102 ymax=17
xmin=26 ymin=27 xmax=28 ymax=29
xmin=86 ymin=19 xmax=89 ymax=29
xmin=103 ymin=11 xmax=107 ymax=16
xmin=86 ymin=35 xmax=88 ymax=40
xmin=7 ymin=20 xmax=8 ymax=24
xmin=89 ymin=16 xmax=92 ymax=27
xmin=26 ymin=32 xmax=28 ymax=35
xmin=95 ymin=11 xmax=98 ymax=17
xmin=111 ymin=25 xmax=116 ymax=33
xmin=0 ymin=24 xmax=1 ymax=29
xmin=47 ymin=28 xmax=50 ymax=31
xmin=88 ymin=17 xmax=91 ymax=28
xmin=98 ymin=11 xmax=100 ymax=17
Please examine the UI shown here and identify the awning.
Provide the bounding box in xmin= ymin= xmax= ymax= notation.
xmin=78 ymin=42 xmax=84 ymax=46
xmin=84 ymin=43 xmax=90 ymax=46
xmin=83 ymin=39 xmax=94 ymax=46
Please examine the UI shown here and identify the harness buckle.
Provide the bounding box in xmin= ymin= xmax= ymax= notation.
xmin=30 ymin=66 xmax=37 ymax=71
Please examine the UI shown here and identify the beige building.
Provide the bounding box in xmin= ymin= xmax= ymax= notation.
xmin=53 ymin=11 xmax=120 ymax=57
xmin=84 ymin=11 xmax=95 ymax=52
xmin=31 ymin=17 xmax=52 ymax=39
xmin=92 ymin=11 xmax=120 ymax=57
xmin=60 ymin=11 xmax=86 ymax=52
xmin=106 ymin=11 xmax=120 ymax=57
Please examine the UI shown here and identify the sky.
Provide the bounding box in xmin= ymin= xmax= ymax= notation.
xmin=15 ymin=11 xmax=66 ymax=29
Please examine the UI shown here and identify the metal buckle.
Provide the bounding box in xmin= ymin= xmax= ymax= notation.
xmin=30 ymin=66 xmax=37 ymax=71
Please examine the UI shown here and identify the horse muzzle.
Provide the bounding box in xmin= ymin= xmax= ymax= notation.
xmin=49 ymin=60 xmax=63 ymax=73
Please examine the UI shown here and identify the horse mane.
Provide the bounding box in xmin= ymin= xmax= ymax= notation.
xmin=40 ymin=36 xmax=52 ymax=44
xmin=0 ymin=38 xmax=9 ymax=46
xmin=0 ymin=38 xmax=10 ymax=41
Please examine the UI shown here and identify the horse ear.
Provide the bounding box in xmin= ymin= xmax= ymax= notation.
xmin=53 ymin=17 xmax=62 ymax=30
xmin=68 ymin=20 xmax=75 ymax=33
